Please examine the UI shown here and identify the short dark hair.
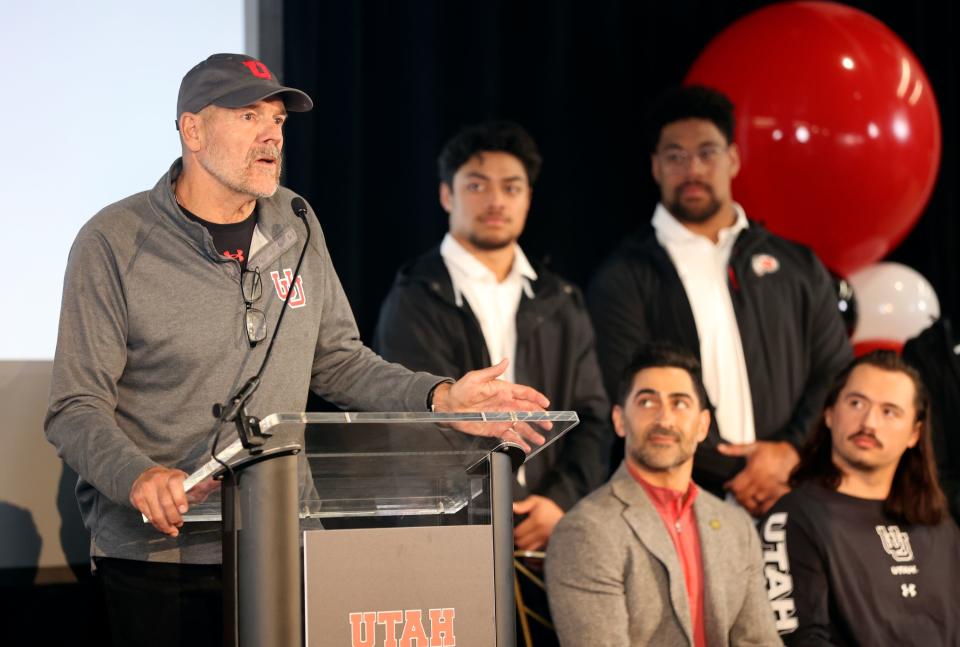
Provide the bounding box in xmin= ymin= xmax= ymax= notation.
xmin=790 ymin=351 xmax=948 ymax=526
xmin=646 ymin=85 xmax=735 ymax=152
xmin=616 ymin=342 xmax=708 ymax=410
xmin=437 ymin=121 xmax=542 ymax=187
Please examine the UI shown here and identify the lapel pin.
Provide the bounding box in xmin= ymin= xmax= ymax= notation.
xmin=751 ymin=253 xmax=780 ymax=277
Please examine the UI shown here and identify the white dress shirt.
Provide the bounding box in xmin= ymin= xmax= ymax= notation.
xmin=653 ymin=203 xmax=756 ymax=444
xmin=439 ymin=233 xmax=537 ymax=385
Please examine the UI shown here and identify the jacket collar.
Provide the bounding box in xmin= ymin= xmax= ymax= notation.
xmin=439 ymin=233 xmax=537 ymax=306
xmin=149 ymin=159 xmax=212 ymax=254
xmin=395 ymin=244 xmax=568 ymax=311
xmin=148 ymin=158 xmax=300 ymax=265
xmin=625 ymin=460 xmax=699 ymax=518
xmin=439 ymin=233 xmax=538 ymax=282
xmin=624 ymin=208 xmax=770 ymax=264
xmin=652 ymin=202 xmax=748 ymax=249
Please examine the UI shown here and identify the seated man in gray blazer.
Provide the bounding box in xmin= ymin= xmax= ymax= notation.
xmin=545 ymin=343 xmax=781 ymax=646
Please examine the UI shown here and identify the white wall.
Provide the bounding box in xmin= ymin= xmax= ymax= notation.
xmin=0 ymin=0 xmax=248 ymax=579
xmin=1 ymin=1 xmax=246 ymax=360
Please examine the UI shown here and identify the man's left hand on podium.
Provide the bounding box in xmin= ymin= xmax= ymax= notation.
xmin=430 ymin=359 xmax=549 ymax=451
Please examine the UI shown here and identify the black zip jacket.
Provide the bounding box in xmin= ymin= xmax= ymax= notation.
xmin=587 ymin=222 xmax=852 ymax=493
xmin=903 ymin=317 xmax=960 ymax=524
xmin=372 ymin=247 xmax=613 ymax=511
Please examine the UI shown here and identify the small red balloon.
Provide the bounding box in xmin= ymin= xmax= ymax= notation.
xmin=686 ymin=1 xmax=941 ymax=276
xmin=853 ymin=339 xmax=903 ymax=357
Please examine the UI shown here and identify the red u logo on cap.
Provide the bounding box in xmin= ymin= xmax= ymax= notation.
xmin=242 ymin=60 xmax=272 ymax=80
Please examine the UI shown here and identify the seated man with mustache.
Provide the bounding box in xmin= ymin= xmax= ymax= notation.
xmin=759 ymin=351 xmax=960 ymax=645
xmin=546 ymin=343 xmax=781 ymax=646
xmin=588 ymin=85 xmax=851 ymax=515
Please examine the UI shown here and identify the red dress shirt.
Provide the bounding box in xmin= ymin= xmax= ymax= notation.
xmin=627 ymin=461 xmax=706 ymax=647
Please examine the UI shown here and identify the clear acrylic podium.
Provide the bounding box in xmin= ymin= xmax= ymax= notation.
xmin=183 ymin=411 xmax=579 ymax=647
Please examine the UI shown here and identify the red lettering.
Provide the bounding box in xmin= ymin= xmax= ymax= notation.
xmin=288 ymin=275 xmax=305 ymax=307
xmin=377 ymin=610 xmax=404 ymax=647
xmin=351 ymin=607 xmax=456 ymax=646
xmin=429 ymin=608 xmax=456 ymax=646
xmin=399 ymin=610 xmax=430 ymax=647
xmin=349 ymin=612 xmax=377 ymax=647
xmin=242 ymin=60 xmax=272 ymax=79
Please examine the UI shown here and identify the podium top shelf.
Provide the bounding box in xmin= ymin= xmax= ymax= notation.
xmin=184 ymin=411 xmax=579 ymax=492
xmin=262 ymin=409 xmax=578 ymax=426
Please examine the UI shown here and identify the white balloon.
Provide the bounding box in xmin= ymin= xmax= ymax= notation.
xmin=848 ymin=262 xmax=940 ymax=343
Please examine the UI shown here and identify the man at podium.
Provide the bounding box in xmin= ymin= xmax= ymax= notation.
xmin=44 ymin=53 xmax=549 ymax=646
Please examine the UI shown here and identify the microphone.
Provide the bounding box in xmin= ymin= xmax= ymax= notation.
xmin=213 ymin=197 xmax=313 ymax=450
xmin=291 ymin=196 xmax=308 ymax=219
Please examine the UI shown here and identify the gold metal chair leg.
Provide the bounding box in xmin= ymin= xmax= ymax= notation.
xmin=514 ymin=566 xmax=534 ymax=647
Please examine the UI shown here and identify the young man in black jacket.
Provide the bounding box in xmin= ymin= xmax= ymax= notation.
xmin=759 ymin=351 xmax=960 ymax=645
xmin=373 ymin=121 xmax=611 ymax=551
xmin=373 ymin=121 xmax=611 ymax=645
xmin=588 ymin=86 xmax=852 ymax=513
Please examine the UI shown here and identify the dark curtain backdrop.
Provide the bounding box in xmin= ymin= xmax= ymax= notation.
xmin=281 ymin=0 xmax=959 ymax=344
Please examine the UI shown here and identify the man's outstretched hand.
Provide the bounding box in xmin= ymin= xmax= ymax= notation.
xmin=431 ymin=359 xmax=550 ymax=451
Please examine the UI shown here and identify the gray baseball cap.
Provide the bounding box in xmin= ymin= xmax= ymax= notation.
xmin=176 ymin=53 xmax=313 ymax=127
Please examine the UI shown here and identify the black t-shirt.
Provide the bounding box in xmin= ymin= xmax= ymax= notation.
xmin=759 ymin=482 xmax=960 ymax=646
xmin=180 ymin=205 xmax=257 ymax=269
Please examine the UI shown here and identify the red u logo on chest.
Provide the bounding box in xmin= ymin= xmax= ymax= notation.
xmin=270 ymin=268 xmax=306 ymax=308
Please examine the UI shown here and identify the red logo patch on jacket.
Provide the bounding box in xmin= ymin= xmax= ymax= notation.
xmin=270 ymin=269 xmax=305 ymax=308
xmin=751 ymin=253 xmax=780 ymax=277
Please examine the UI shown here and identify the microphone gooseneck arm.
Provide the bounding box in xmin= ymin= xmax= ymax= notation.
xmin=213 ymin=197 xmax=313 ymax=451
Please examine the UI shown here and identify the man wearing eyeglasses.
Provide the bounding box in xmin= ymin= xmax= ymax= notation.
xmin=588 ymin=85 xmax=851 ymax=516
xmin=44 ymin=53 xmax=549 ymax=646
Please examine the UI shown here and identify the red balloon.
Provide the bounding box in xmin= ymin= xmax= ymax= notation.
xmin=853 ymin=339 xmax=903 ymax=357
xmin=686 ymin=1 xmax=941 ymax=276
